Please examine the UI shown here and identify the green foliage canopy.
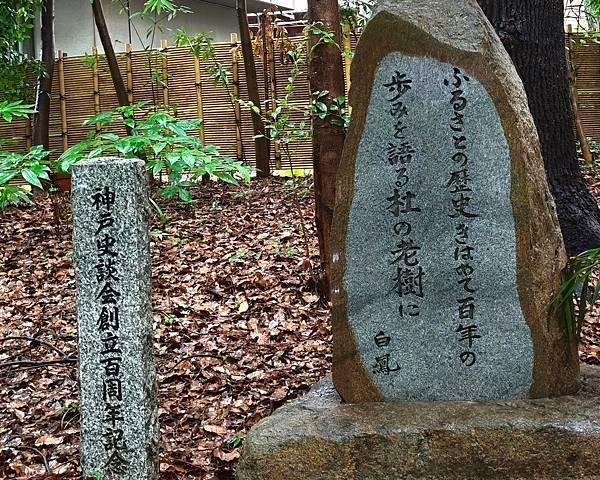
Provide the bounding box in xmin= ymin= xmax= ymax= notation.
xmin=0 ymin=0 xmax=43 ymax=101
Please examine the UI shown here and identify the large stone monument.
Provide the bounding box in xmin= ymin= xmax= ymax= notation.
xmin=330 ymin=0 xmax=580 ymax=402
xmin=73 ymin=158 xmax=159 ymax=480
xmin=237 ymin=1 xmax=597 ymax=479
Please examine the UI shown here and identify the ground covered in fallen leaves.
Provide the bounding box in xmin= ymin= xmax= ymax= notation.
xmin=0 ymin=173 xmax=599 ymax=479
xmin=0 ymin=176 xmax=330 ymax=479
xmin=580 ymin=164 xmax=600 ymax=364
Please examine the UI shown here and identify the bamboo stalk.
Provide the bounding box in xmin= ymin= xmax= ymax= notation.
xmin=266 ymin=28 xmax=281 ymax=169
xmin=25 ymin=117 xmax=32 ymax=149
xmin=342 ymin=22 xmax=352 ymax=97
xmin=566 ymin=26 xmax=593 ymax=165
xmin=58 ymin=50 xmax=68 ymax=150
xmin=161 ymin=39 xmax=169 ymax=107
xmin=261 ymin=14 xmax=270 ymax=114
xmin=342 ymin=22 xmax=353 ymax=116
xmin=92 ymin=47 xmax=101 ymax=132
xmin=126 ymin=43 xmax=134 ymax=104
xmin=231 ymin=33 xmax=243 ymax=162
xmin=194 ymin=55 xmax=206 ymax=144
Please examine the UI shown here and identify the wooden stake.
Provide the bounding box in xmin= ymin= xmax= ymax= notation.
xmin=231 ymin=33 xmax=243 ymax=162
xmin=266 ymin=29 xmax=281 ymax=169
xmin=161 ymin=39 xmax=169 ymax=107
xmin=194 ymin=56 xmax=206 ymax=144
xmin=92 ymin=47 xmax=101 ymax=132
xmin=237 ymin=0 xmax=270 ymax=176
xmin=126 ymin=43 xmax=134 ymax=104
xmin=58 ymin=50 xmax=68 ymax=150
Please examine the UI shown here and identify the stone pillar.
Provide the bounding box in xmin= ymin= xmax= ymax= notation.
xmin=72 ymin=157 xmax=158 ymax=480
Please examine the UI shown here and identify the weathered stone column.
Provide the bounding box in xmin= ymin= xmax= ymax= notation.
xmin=73 ymin=157 xmax=158 ymax=479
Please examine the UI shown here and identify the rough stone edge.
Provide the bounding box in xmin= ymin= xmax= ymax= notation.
xmin=330 ymin=0 xmax=579 ymax=404
xmin=237 ymin=366 xmax=600 ymax=480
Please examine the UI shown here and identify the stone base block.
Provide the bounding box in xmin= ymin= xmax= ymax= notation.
xmin=237 ymin=366 xmax=600 ymax=480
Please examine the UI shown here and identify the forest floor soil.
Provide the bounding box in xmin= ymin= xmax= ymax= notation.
xmin=0 ymin=173 xmax=598 ymax=479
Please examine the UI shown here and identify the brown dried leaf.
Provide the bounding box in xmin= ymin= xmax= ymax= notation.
xmin=213 ymin=448 xmax=240 ymax=462
xmin=34 ymin=434 xmax=64 ymax=446
xmin=203 ymin=424 xmax=228 ymax=435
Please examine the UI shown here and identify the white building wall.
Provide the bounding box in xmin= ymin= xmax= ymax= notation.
xmin=565 ymin=0 xmax=590 ymax=30
xmin=37 ymin=0 xmax=243 ymax=57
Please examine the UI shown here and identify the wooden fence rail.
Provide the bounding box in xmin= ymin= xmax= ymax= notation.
xmin=1 ymin=32 xmax=599 ymax=173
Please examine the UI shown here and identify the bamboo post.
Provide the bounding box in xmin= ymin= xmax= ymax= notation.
xmin=266 ymin=28 xmax=281 ymax=169
xmin=25 ymin=117 xmax=32 ymax=149
xmin=92 ymin=47 xmax=101 ymax=132
xmin=231 ymin=33 xmax=243 ymax=162
xmin=58 ymin=50 xmax=68 ymax=150
xmin=342 ymin=23 xmax=353 ymax=116
xmin=194 ymin=56 xmax=206 ymax=144
xmin=342 ymin=22 xmax=352 ymax=97
xmin=160 ymin=39 xmax=169 ymax=107
xmin=126 ymin=43 xmax=134 ymax=104
xmin=261 ymin=14 xmax=270 ymax=116
xmin=260 ymin=14 xmax=273 ymax=167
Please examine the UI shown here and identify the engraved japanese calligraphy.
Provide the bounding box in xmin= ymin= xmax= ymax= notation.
xmin=91 ymin=185 xmax=129 ymax=474
xmin=73 ymin=158 xmax=158 ymax=480
xmin=333 ymin=53 xmax=537 ymax=402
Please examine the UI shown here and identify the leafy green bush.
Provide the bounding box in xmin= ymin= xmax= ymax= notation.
xmin=551 ymin=248 xmax=600 ymax=339
xmin=0 ymin=144 xmax=51 ymax=188
xmin=58 ymin=103 xmax=250 ymax=201
xmin=0 ymin=101 xmax=50 ymax=208
xmin=0 ymin=184 xmax=31 ymax=209
xmin=0 ymin=1 xmax=44 ymax=102
xmin=0 ymin=144 xmax=51 ymax=208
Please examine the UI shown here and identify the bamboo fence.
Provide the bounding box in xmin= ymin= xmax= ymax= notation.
xmin=1 ymin=31 xmax=599 ymax=175
xmin=0 ymin=35 xmax=323 ymax=172
xmin=566 ymin=30 xmax=600 ymax=143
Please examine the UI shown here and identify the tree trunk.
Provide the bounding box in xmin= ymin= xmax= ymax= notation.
xmin=32 ymin=0 xmax=55 ymax=149
xmin=476 ymin=0 xmax=600 ymax=256
xmin=308 ymin=0 xmax=346 ymax=297
xmin=91 ymin=0 xmax=129 ymax=108
xmin=236 ymin=0 xmax=270 ymax=176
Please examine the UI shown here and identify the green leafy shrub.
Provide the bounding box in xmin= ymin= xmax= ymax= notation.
xmin=0 ymin=102 xmax=50 ymax=208
xmin=551 ymin=248 xmax=600 ymax=339
xmin=58 ymin=103 xmax=250 ymax=201
xmin=0 ymin=100 xmax=36 ymax=122
xmin=0 ymin=144 xmax=51 ymax=208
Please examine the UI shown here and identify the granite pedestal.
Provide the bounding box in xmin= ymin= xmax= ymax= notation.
xmin=237 ymin=366 xmax=600 ymax=480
